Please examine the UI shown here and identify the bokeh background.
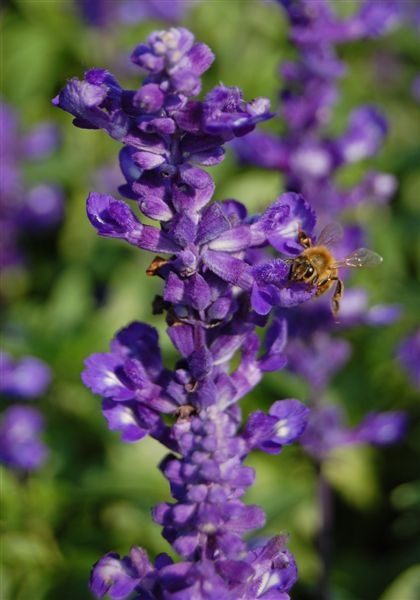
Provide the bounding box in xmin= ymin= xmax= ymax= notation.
xmin=1 ymin=1 xmax=419 ymax=599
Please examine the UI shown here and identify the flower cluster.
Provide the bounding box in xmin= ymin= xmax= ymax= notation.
xmin=234 ymin=0 xmax=401 ymax=218
xmin=0 ymin=352 xmax=51 ymax=471
xmin=76 ymin=0 xmax=196 ymax=28
xmin=397 ymin=329 xmax=420 ymax=390
xmin=233 ymin=0 xmax=407 ymax=462
xmin=0 ymin=102 xmax=63 ymax=270
xmin=54 ymin=27 xmax=327 ymax=598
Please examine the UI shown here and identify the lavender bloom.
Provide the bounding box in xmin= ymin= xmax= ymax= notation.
xmin=84 ymin=321 xmax=308 ymax=598
xmin=0 ymin=405 xmax=49 ymax=471
xmin=273 ymin=297 xmax=406 ymax=458
xmin=0 ymin=102 xmax=63 ymax=269
xmin=234 ymin=1 xmax=398 ymax=218
xmin=56 ymin=27 xmax=320 ymax=598
xmin=233 ymin=0 xmax=406 ymax=463
xmin=76 ymin=0 xmax=197 ymax=28
xmin=54 ymin=29 xmax=272 ymax=210
xmin=91 ymin=536 xmax=297 ymax=599
xmin=0 ymin=352 xmax=51 ymax=472
xmin=0 ymin=352 xmax=52 ymax=399
xmin=397 ymin=330 xmax=420 ymax=389
xmin=301 ymin=406 xmax=407 ymax=461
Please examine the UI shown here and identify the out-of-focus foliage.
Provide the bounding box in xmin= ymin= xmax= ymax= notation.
xmin=1 ymin=1 xmax=419 ymax=599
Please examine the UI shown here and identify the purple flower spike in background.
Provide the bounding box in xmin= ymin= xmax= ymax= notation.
xmin=231 ymin=4 xmax=410 ymax=598
xmin=0 ymin=405 xmax=48 ymax=471
xmin=234 ymin=0 xmax=398 ymax=219
xmin=0 ymin=352 xmax=51 ymax=472
xmin=76 ymin=0 xmax=198 ymax=28
xmin=397 ymin=329 xmax=420 ymax=389
xmin=0 ymin=102 xmax=63 ymax=269
xmin=0 ymin=352 xmax=51 ymax=399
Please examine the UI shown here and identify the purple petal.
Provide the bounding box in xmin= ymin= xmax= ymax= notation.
xmin=354 ymin=411 xmax=407 ymax=446
xmin=184 ymin=274 xmax=212 ymax=311
xmin=172 ymin=178 xmax=215 ymax=214
xmin=133 ymin=83 xmax=164 ymax=112
xmin=23 ymin=122 xmax=59 ymax=159
xmin=196 ymin=203 xmax=230 ymax=246
xmin=187 ymin=42 xmax=215 ymax=77
xmin=208 ymin=226 xmax=252 ymax=253
xmin=102 ymin=400 xmax=149 ymax=442
xmin=90 ymin=547 xmax=152 ymax=599
xmin=255 ymin=192 xmax=316 ymax=256
xmin=336 ymin=106 xmax=388 ymax=164
xmin=167 ymin=324 xmax=195 ymax=358
xmin=269 ymin=399 xmax=310 ymax=444
xmin=86 ymin=192 xmax=142 ymax=239
xmin=233 ymin=131 xmax=289 ymax=170
xmin=0 ymin=354 xmax=51 ymax=399
xmin=82 ymin=353 xmax=134 ymax=401
xmin=0 ymin=405 xmax=48 ymax=471
xmin=202 ymin=250 xmax=253 ymax=290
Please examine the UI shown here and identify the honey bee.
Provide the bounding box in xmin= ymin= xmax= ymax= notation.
xmin=289 ymin=223 xmax=383 ymax=318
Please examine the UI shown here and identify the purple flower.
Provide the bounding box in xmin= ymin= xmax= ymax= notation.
xmin=203 ymin=86 xmax=274 ymax=138
xmin=131 ymin=27 xmax=214 ymax=97
xmin=252 ymin=191 xmax=316 ymax=255
xmin=0 ymin=352 xmax=52 ymax=400
xmin=0 ymin=102 xmax=63 ymax=268
xmin=301 ymin=405 xmax=407 ymax=460
xmin=82 ymin=322 xmax=180 ymax=442
xmin=54 ymin=30 xmax=273 ymax=212
xmin=335 ymin=106 xmax=388 ymax=164
xmin=397 ymin=330 xmax=420 ymax=389
xmin=287 ymin=332 xmax=351 ymax=392
xmin=76 ymin=0 xmax=198 ymax=28
xmin=234 ymin=2 xmax=398 ymax=220
xmin=17 ymin=184 xmax=64 ymax=230
xmin=57 ymin=26 xmax=341 ymax=600
xmin=0 ymin=405 xmax=48 ymax=471
xmin=354 ymin=411 xmax=408 ymax=446
xmin=244 ymin=399 xmax=310 ymax=454
xmin=86 ymin=188 xmax=322 ymax=318
xmin=91 ymin=536 xmax=297 ymax=599
xmin=90 ymin=547 xmax=152 ymax=598
xmin=22 ymin=122 xmax=60 ymax=159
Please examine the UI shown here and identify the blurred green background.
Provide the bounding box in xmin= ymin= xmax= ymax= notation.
xmin=1 ymin=1 xmax=419 ymax=599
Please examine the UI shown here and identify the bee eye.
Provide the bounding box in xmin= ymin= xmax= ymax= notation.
xmin=305 ymin=266 xmax=314 ymax=277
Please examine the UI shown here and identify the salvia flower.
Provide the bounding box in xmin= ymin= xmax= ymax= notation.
xmin=0 ymin=351 xmax=52 ymax=399
xmin=301 ymin=406 xmax=407 ymax=461
xmin=0 ymin=102 xmax=63 ymax=269
xmin=397 ymin=329 xmax=420 ymax=389
xmin=232 ymin=0 xmax=406 ymax=469
xmin=55 ymin=26 xmax=319 ymax=599
xmin=233 ymin=1 xmax=398 ymax=218
xmin=76 ymin=0 xmax=198 ymax=28
xmin=0 ymin=352 xmax=51 ymax=471
xmin=0 ymin=405 xmax=48 ymax=471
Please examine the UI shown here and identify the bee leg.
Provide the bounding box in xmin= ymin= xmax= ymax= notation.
xmin=315 ymin=275 xmax=332 ymax=297
xmin=298 ymin=229 xmax=312 ymax=249
xmin=331 ymin=278 xmax=344 ymax=319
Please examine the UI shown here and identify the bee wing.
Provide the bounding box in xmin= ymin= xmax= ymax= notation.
xmin=316 ymin=222 xmax=343 ymax=248
xmin=334 ymin=248 xmax=383 ymax=268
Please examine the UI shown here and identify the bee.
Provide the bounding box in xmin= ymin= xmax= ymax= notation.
xmin=289 ymin=223 xmax=383 ymax=318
